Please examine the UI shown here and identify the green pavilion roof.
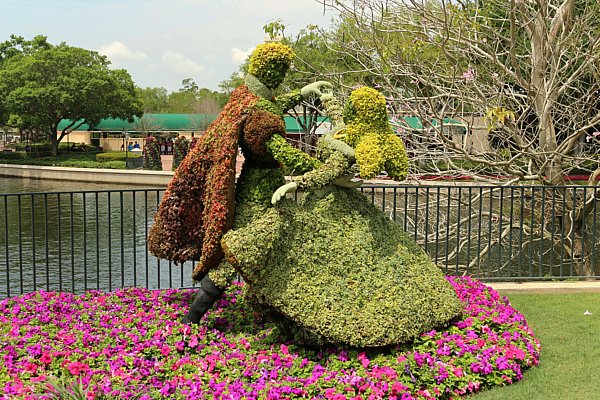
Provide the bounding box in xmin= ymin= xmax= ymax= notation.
xmin=58 ymin=114 xmax=465 ymax=134
xmin=58 ymin=114 xmax=327 ymax=134
xmin=57 ymin=114 xmax=218 ymax=132
xmin=284 ymin=116 xmax=329 ymax=132
xmin=397 ymin=116 xmax=466 ymax=133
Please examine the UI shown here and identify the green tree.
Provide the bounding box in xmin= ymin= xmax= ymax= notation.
xmin=0 ymin=35 xmax=52 ymax=128
xmin=0 ymin=34 xmax=51 ymax=64
xmin=165 ymin=78 xmax=226 ymax=114
xmin=0 ymin=39 xmax=143 ymax=155
xmin=136 ymin=87 xmax=169 ymax=113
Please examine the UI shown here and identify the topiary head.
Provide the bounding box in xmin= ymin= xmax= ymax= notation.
xmin=342 ymin=86 xmax=388 ymax=126
xmin=248 ymin=43 xmax=295 ymax=90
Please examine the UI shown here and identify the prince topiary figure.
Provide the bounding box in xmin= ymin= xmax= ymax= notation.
xmin=149 ymin=43 xmax=335 ymax=324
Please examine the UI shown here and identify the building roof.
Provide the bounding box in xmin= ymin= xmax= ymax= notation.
xmin=57 ymin=114 xmax=218 ymax=132
xmin=397 ymin=116 xmax=466 ymax=133
xmin=58 ymin=114 xmax=465 ymax=135
xmin=58 ymin=114 xmax=327 ymax=134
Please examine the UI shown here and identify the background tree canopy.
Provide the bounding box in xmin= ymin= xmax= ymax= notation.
xmin=0 ymin=36 xmax=142 ymax=155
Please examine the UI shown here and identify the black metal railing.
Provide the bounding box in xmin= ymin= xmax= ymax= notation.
xmin=2 ymin=184 xmax=599 ymax=299
xmin=0 ymin=189 xmax=196 ymax=299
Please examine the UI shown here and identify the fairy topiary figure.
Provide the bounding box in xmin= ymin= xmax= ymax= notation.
xmin=337 ymin=86 xmax=409 ymax=181
xmin=148 ymin=42 xmax=345 ymax=324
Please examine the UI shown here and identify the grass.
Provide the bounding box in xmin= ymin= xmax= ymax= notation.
xmin=471 ymin=292 xmax=600 ymax=400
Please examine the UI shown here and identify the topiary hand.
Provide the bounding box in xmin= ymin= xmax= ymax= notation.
xmin=333 ymin=173 xmax=363 ymax=188
xmin=321 ymin=132 xmax=356 ymax=163
xmin=301 ymin=81 xmax=333 ymax=102
xmin=271 ymin=181 xmax=299 ymax=205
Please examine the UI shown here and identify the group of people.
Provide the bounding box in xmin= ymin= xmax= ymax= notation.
xmin=121 ymin=141 xmax=141 ymax=152
xmin=158 ymin=139 xmax=174 ymax=155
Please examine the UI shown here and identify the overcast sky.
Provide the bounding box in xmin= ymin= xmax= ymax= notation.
xmin=0 ymin=0 xmax=336 ymax=92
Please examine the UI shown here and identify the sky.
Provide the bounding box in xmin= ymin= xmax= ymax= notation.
xmin=0 ymin=0 xmax=337 ymax=92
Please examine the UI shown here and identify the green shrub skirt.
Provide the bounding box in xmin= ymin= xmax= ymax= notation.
xmin=222 ymin=185 xmax=463 ymax=347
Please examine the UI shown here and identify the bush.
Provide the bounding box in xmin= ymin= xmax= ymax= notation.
xmin=57 ymin=160 xmax=125 ymax=169
xmin=143 ymin=138 xmax=162 ymax=171
xmin=60 ymin=143 xmax=101 ymax=152
xmin=172 ymin=136 xmax=190 ymax=171
xmin=96 ymin=151 xmax=142 ymax=163
xmin=0 ymin=155 xmax=125 ymax=169
xmin=0 ymin=151 xmax=29 ymax=160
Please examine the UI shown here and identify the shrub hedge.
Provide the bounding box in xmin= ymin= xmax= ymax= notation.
xmin=96 ymin=152 xmax=142 ymax=163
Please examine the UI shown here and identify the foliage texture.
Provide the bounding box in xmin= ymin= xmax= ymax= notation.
xmin=341 ymin=87 xmax=409 ymax=181
xmin=148 ymin=86 xmax=258 ymax=277
xmin=222 ymin=185 xmax=463 ymax=347
xmin=247 ymin=43 xmax=295 ymax=90
xmin=172 ymin=136 xmax=190 ymax=171
xmin=141 ymin=137 xmax=162 ymax=171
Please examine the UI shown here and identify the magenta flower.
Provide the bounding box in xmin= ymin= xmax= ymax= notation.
xmin=0 ymin=278 xmax=540 ymax=399
xmin=39 ymin=352 xmax=52 ymax=365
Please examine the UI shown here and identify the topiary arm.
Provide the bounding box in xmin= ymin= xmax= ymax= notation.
xmin=318 ymin=133 xmax=356 ymax=164
xmin=266 ymin=134 xmax=322 ymax=175
xmin=275 ymin=89 xmax=303 ymax=113
xmin=300 ymin=81 xmax=333 ymax=102
xmin=292 ymin=150 xmax=351 ymax=192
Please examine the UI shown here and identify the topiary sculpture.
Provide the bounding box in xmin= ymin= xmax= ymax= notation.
xmin=221 ymin=88 xmax=462 ymax=348
xmin=142 ymin=136 xmax=162 ymax=171
xmin=337 ymin=86 xmax=409 ymax=181
xmin=171 ymin=135 xmax=190 ymax=171
xmin=223 ymin=185 xmax=464 ymax=347
xmin=148 ymin=42 xmax=337 ymax=324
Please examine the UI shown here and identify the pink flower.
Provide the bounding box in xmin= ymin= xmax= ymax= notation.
xmin=280 ymin=344 xmax=289 ymax=355
xmin=40 ymin=352 xmax=52 ymax=365
xmin=66 ymin=361 xmax=89 ymax=376
xmin=24 ymin=362 xmax=38 ymax=374
xmin=357 ymin=352 xmax=370 ymax=369
xmin=462 ymin=68 xmax=476 ymax=82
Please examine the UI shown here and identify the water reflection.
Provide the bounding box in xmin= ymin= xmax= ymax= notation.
xmin=0 ymin=177 xmax=196 ymax=299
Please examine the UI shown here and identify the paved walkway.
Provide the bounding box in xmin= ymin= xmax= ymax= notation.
xmin=489 ymin=281 xmax=600 ymax=294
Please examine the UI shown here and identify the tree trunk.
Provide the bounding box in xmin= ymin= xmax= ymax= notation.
xmin=563 ymin=216 xmax=595 ymax=277
xmin=50 ymin=126 xmax=59 ymax=156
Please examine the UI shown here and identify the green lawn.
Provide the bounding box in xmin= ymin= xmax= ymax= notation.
xmin=471 ymin=292 xmax=600 ymax=400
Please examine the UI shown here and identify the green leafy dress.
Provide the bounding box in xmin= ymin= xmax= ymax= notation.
xmin=221 ymin=116 xmax=463 ymax=348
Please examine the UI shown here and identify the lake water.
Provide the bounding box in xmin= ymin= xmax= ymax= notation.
xmin=0 ymin=176 xmax=198 ymax=299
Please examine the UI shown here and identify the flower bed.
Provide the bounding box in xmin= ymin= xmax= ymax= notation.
xmin=0 ymin=277 xmax=540 ymax=399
